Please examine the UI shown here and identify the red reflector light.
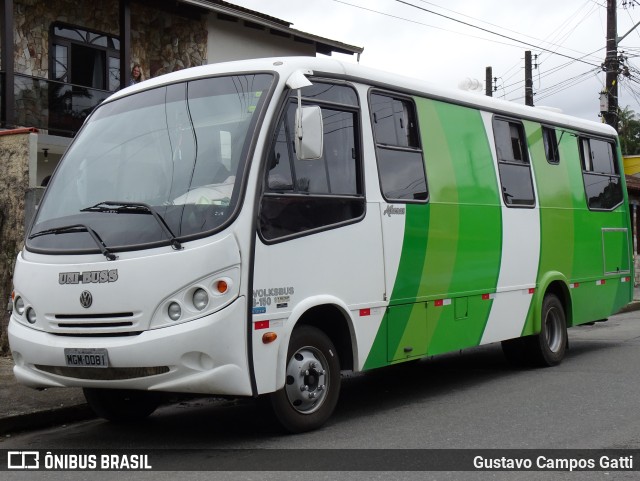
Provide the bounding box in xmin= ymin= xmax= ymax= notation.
xmin=255 ymin=320 xmax=269 ymax=330
xmin=360 ymin=308 xmax=371 ymax=317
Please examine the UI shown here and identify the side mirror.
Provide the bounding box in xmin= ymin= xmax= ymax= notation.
xmin=295 ymin=105 xmax=323 ymax=160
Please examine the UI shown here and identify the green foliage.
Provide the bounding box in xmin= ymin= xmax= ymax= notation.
xmin=618 ymin=106 xmax=640 ymax=155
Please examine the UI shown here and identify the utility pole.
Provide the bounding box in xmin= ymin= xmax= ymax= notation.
xmin=603 ymin=0 xmax=618 ymax=129
xmin=525 ymin=51 xmax=534 ymax=106
xmin=485 ymin=66 xmax=493 ymax=97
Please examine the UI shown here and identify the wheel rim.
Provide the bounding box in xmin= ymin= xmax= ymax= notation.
xmin=544 ymin=306 xmax=563 ymax=353
xmin=284 ymin=346 xmax=330 ymax=414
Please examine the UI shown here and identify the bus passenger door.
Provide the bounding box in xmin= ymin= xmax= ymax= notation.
xmin=370 ymin=92 xmax=430 ymax=362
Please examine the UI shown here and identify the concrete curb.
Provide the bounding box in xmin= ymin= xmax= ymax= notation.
xmin=0 ymin=403 xmax=95 ymax=436
xmin=616 ymin=300 xmax=640 ymax=314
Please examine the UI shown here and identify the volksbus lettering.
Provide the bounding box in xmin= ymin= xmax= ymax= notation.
xmin=252 ymin=287 xmax=294 ymax=298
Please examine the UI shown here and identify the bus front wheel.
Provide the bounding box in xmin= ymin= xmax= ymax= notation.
xmin=270 ymin=325 xmax=341 ymax=433
xmin=83 ymin=388 xmax=161 ymax=423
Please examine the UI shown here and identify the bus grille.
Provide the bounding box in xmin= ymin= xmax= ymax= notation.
xmin=51 ymin=312 xmax=140 ymax=336
xmin=34 ymin=365 xmax=170 ymax=381
xmin=55 ymin=312 xmax=134 ymax=319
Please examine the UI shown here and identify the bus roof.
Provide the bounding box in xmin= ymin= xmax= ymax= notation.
xmin=110 ymin=56 xmax=616 ymax=138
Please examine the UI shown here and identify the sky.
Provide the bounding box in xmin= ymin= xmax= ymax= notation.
xmin=227 ymin=0 xmax=640 ymax=123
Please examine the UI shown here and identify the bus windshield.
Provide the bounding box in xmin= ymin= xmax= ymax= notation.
xmin=28 ymin=73 xmax=273 ymax=253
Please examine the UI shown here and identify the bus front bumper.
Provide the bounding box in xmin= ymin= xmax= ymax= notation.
xmin=8 ymin=297 xmax=252 ymax=396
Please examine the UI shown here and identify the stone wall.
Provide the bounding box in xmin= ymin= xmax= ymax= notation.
xmin=14 ymin=0 xmax=120 ymax=78
xmin=0 ymin=130 xmax=33 ymax=354
xmin=12 ymin=0 xmax=207 ymax=83
xmin=131 ymin=3 xmax=207 ymax=81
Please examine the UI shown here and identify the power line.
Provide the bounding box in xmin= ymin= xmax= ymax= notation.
xmin=532 ymin=69 xmax=601 ymax=102
xmin=394 ymin=0 xmax=602 ymax=68
xmin=499 ymin=47 xmax=605 ymax=93
xmin=414 ymin=0 xmax=600 ymax=61
xmin=537 ymin=1 xmax=601 ymax=67
xmin=500 ymin=2 xmax=600 ymax=84
xmin=330 ymin=0 xmax=530 ymax=51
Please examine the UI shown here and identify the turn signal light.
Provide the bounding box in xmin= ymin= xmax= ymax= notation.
xmin=262 ymin=332 xmax=278 ymax=344
xmin=215 ymin=280 xmax=228 ymax=294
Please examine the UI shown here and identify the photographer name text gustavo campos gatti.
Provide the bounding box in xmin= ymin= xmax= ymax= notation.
xmin=473 ymin=455 xmax=633 ymax=471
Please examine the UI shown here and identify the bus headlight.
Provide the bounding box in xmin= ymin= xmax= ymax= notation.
xmin=193 ymin=288 xmax=209 ymax=311
xmin=26 ymin=308 xmax=37 ymax=324
xmin=168 ymin=302 xmax=182 ymax=321
xmin=14 ymin=297 xmax=25 ymax=316
xmin=150 ymin=266 xmax=240 ymax=329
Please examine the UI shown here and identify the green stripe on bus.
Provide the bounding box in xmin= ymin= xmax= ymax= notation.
xmin=423 ymin=101 xmax=502 ymax=354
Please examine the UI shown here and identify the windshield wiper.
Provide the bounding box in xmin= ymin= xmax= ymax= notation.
xmin=80 ymin=201 xmax=182 ymax=250
xmin=28 ymin=224 xmax=117 ymax=261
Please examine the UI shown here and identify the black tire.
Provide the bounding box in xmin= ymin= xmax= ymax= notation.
xmin=501 ymin=293 xmax=567 ymax=367
xmin=270 ymin=325 xmax=341 ymax=433
xmin=531 ymin=293 xmax=567 ymax=366
xmin=83 ymin=388 xmax=161 ymax=423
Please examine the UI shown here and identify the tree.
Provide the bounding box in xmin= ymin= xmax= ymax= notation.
xmin=617 ymin=106 xmax=640 ymax=155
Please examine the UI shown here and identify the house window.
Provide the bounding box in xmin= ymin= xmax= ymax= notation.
xmin=370 ymin=92 xmax=427 ymax=202
xmin=259 ymin=82 xmax=364 ymax=242
xmin=52 ymin=23 xmax=120 ymax=91
xmin=493 ymin=117 xmax=535 ymax=207
xmin=579 ymin=137 xmax=623 ymax=210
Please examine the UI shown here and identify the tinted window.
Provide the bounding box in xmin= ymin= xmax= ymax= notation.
xmin=493 ymin=118 xmax=535 ymax=207
xmin=300 ymin=83 xmax=359 ymax=106
xmin=370 ymin=94 xmax=419 ymax=148
xmin=377 ymin=149 xmax=427 ymax=200
xmin=266 ymin=105 xmax=358 ymax=196
xmin=494 ymin=119 xmax=527 ymax=163
xmin=585 ymin=138 xmax=615 ymax=174
xmin=542 ymin=126 xmax=560 ymax=164
xmin=260 ymin=82 xmax=364 ymax=242
xmin=28 ymin=74 xmax=273 ymax=253
xmin=370 ymin=92 xmax=426 ymax=202
xmin=580 ymin=137 xmax=622 ymax=210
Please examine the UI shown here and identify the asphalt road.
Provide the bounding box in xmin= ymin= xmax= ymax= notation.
xmin=3 ymin=310 xmax=640 ymax=480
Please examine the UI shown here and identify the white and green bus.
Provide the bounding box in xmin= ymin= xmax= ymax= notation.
xmin=9 ymin=57 xmax=633 ymax=432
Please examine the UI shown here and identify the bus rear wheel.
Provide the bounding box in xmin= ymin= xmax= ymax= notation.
xmin=501 ymin=293 xmax=567 ymax=367
xmin=534 ymin=293 xmax=567 ymax=366
xmin=83 ymin=388 xmax=161 ymax=423
xmin=270 ymin=325 xmax=341 ymax=433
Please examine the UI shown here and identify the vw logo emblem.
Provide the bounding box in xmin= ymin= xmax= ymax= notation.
xmin=80 ymin=291 xmax=93 ymax=308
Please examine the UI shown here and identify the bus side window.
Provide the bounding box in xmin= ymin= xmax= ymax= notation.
xmin=260 ymin=82 xmax=364 ymax=242
xmin=370 ymin=92 xmax=427 ymax=202
xmin=579 ymin=137 xmax=623 ymax=210
xmin=493 ymin=117 xmax=536 ymax=207
xmin=542 ymin=126 xmax=560 ymax=164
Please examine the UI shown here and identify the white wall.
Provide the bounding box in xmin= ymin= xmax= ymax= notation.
xmin=206 ymin=15 xmax=316 ymax=63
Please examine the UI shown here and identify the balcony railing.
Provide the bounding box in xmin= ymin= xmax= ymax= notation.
xmin=2 ymin=72 xmax=112 ymax=137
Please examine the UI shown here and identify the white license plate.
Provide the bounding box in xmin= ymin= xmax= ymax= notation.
xmin=64 ymin=348 xmax=109 ymax=368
